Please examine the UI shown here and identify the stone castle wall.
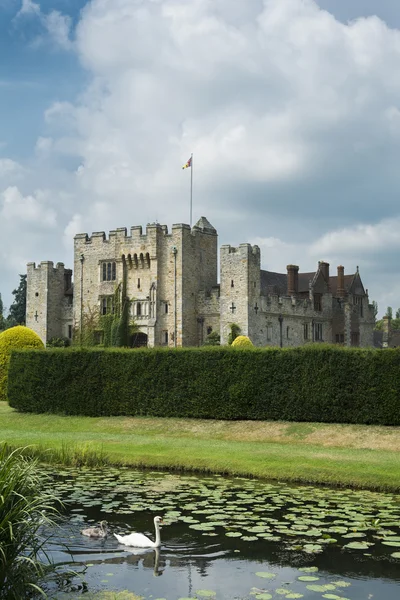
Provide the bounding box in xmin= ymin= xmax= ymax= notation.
xmin=26 ymin=217 xmax=375 ymax=348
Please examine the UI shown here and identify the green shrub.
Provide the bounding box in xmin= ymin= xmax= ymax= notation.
xmin=203 ymin=331 xmax=220 ymax=346
xmin=7 ymin=345 xmax=400 ymax=426
xmin=0 ymin=443 xmax=60 ymax=598
xmin=231 ymin=335 xmax=253 ymax=348
xmin=0 ymin=326 xmax=44 ymax=401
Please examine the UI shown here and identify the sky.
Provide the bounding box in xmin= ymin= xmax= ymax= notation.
xmin=1 ymin=0 xmax=400 ymax=317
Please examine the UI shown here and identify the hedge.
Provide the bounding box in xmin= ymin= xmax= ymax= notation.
xmin=7 ymin=345 xmax=400 ymax=425
xmin=0 ymin=326 xmax=44 ymax=402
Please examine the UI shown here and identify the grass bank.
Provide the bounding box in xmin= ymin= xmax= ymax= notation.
xmin=1 ymin=403 xmax=400 ymax=491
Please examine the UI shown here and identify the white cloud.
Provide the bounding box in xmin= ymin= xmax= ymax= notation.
xmin=44 ymin=10 xmax=73 ymax=50
xmin=5 ymin=0 xmax=400 ymax=317
xmin=310 ymin=218 xmax=400 ymax=255
xmin=13 ymin=0 xmax=73 ymax=50
xmin=16 ymin=0 xmax=40 ymax=18
xmin=1 ymin=186 xmax=56 ymax=227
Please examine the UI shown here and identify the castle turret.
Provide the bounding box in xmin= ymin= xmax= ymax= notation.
xmin=219 ymin=244 xmax=260 ymax=345
xmin=26 ymin=261 xmax=73 ymax=344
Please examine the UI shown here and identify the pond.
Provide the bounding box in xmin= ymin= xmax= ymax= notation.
xmin=41 ymin=468 xmax=400 ymax=600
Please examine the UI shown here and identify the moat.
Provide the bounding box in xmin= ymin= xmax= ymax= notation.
xmin=42 ymin=468 xmax=400 ymax=599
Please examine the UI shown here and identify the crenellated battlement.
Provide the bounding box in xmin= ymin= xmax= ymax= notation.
xmin=27 ymin=261 xmax=67 ymax=273
xmin=220 ymin=243 xmax=260 ymax=258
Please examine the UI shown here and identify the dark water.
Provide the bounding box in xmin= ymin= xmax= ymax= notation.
xmin=41 ymin=468 xmax=400 ymax=599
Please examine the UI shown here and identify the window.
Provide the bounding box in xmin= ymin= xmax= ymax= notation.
xmin=68 ymin=325 xmax=72 ymax=339
xmin=304 ymin=323 xmax=308 ymax=340
xmin=102 ymin=261 xmax=116 ymax=281
xmin=136 ymin=303 xmax=142 ymax=316
xmin=286 ymin=326 xmax=290 ymax=339
xmin=335 ymin=333 xmax=344 ymax=344
xmin=101 ymin=296 xmax=115 ymax=315
xmin=137 ymin=278 xmax=141 ymax=289
xmin=314 ymin=294 xmax=322 ymax=311
xmin=231 ymin=280 xmax=234 ymax=288
xmin=351 ymin=332 xmax=360 ymax=347
xmin=165 ymin=303 xmax=169 ymax=314
xmin=162 ymin=330 xmax=168 ymax=345
xmin=354 ymin=296 xmax=363 ymax=317
xmin=315 ymin=323 xmax=323 ymax=341
xmin=267 ymin=325 xmax=272 ymax=341
xmin=207 ymin=326 xmax=213 ymax=335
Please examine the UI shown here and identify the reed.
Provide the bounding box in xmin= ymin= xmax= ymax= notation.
xmin=0 ymin=443 xmax=60 ymax=599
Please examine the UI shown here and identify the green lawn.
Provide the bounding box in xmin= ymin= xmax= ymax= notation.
xmin=1 ymin=403 xmax=400 ymax=491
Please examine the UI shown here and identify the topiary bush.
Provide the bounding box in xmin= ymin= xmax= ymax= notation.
xmin=231 ymin=335 xmax=253 ymax=348
xmin=0 ymin=326 xmax=44 ymax=401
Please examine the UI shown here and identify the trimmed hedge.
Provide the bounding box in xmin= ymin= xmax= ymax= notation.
xmin=7 ymin=345 xmax=400 ymax=425
xmin=0 ymin=326 xmax=44 ymax=402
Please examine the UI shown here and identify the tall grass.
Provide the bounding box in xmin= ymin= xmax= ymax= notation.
xmin=0 ymin=443 xmax=60 ymax=599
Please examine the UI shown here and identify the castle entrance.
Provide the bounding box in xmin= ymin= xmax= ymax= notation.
xmin=131 ymin=332 xmax=148 ymax=348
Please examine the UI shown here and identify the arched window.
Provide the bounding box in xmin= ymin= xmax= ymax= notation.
xmin=146 ymin=252 xmax=151 ymax=268
xmin=137 ymin=303 xmax=142 ymax=316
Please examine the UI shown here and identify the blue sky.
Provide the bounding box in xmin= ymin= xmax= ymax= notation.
xmin=1 ymin=0 xmax=400 ymax=317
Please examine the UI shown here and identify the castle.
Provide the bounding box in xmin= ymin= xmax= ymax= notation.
xmin=26 ymin=217 xmax=375 ymax=347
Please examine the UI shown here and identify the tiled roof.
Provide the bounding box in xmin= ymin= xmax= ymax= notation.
xmin=260 ymin=270 xmax=287 ymax=295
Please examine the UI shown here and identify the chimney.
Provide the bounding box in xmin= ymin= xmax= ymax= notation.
xmin=319 ymin=261 xmax=330 ymax=286
xmin=337 ymin=265 xmax=345 ymax=298
xmin=287 ymin=265 xmax=299 ymax=295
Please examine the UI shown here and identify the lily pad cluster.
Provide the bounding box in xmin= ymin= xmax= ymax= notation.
xmin=47 ymin=468 xmax=400 ymax=560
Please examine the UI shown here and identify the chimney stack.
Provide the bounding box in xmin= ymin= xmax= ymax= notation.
xmin=287 ymin=265 xmax=299 ymax=295
xmin=319 ymin=261 xmax=330 ymax=286
xmin=337 ymin=265 xmax=345 ymax=298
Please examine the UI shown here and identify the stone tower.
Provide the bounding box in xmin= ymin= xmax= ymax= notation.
xmin=73 ymin=217 xmax=218 ymax=347
xmin=219 ymin=244 xmax=261 ymax=345
xmin=26 ymin=261 xmax=73 ymax=344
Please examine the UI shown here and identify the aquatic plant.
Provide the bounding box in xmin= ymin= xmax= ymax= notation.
xmin=0 ymin=443 xmax=60 ymax=599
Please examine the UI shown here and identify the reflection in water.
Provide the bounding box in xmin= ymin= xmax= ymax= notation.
xmin=41 ymin=468 xmax=400 ymax=599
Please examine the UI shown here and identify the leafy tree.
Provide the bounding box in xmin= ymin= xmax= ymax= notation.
xmin=7 ymin=275 xmax=27 ymax=326
xmin=371 ymin=300 xmax=378 ymax=319
xmin=0 ymin=294 xmax=5 ymax=331
xmin=385 ymin=306 xmax=393 ymax=319
xmin=396 ymin=308 xmax=400 ymax=319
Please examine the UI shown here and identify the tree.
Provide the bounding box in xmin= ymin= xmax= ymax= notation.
xmin=396 ymin=308 xmax=400 ymax=319
xmin=372 ymin=300 xmax=378 ymax=319
xmin=385 ymin=306 xmax=393 ymax=319
xmin=0 ymin=294 xmax=5 ymax=331
xmin=7 ymin=275 xmax=27 ymax=326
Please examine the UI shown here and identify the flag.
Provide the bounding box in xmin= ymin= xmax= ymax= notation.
xmin=182 ymin=156 xmax=192 ymax=169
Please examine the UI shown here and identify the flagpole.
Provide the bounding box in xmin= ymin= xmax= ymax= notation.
xmin=190 ymin=153 xmax=193 ymax=227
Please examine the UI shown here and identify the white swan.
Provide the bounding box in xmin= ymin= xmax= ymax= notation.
xmin=114 ymin=515 xmax=163 ymax=548
xmin=81 ymin=520 xmax=108 ymax=538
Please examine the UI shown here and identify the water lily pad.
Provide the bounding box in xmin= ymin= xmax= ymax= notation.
xmin=195 ymin=592 xmax=216 ymax=598
xmin=255 ymin=594 xmax=273 ymax=600
xmin=298 ymin=567 xmax=319 ymax=573
xmin=255 ymin=572 xmax=276 ymax=579
xmin=391 ymin=552 xmax=400 ymax=558
xmin=344 ymin=541 xmax=371 ymax=550
xmin=298 ymin=576 xmax=319 ymax=581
